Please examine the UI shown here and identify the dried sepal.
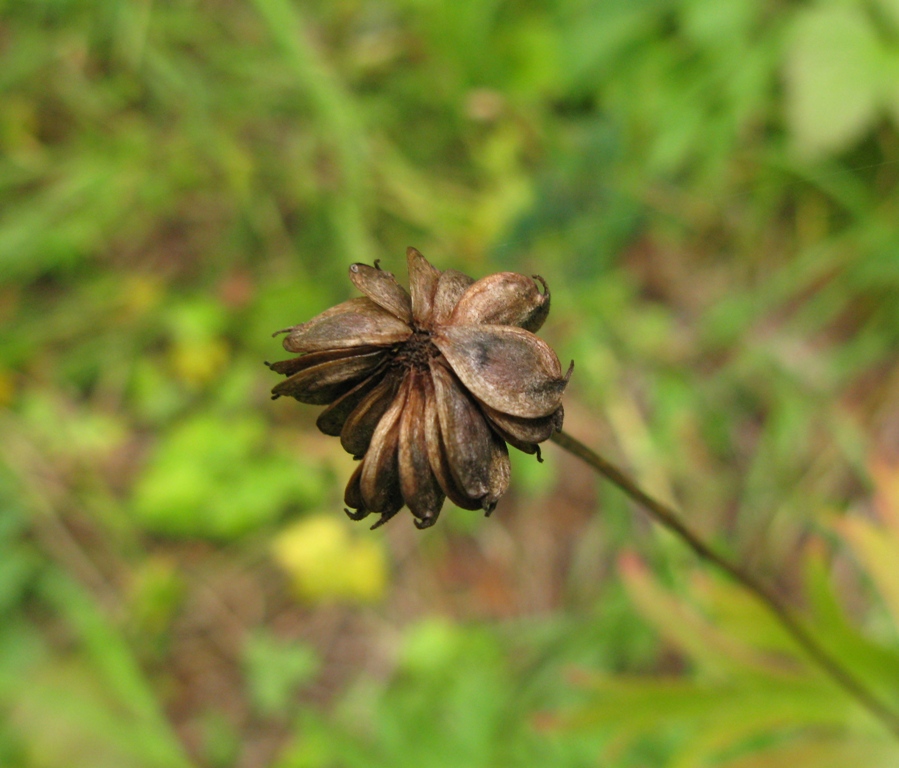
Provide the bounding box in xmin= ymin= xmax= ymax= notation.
xmin=359 ymin=377 xmax=408 ymax=526
xmin=266 ymin=346 xmax=372 ymax=377
xmin=349 ymin=263 xmax=413 ymax=323
xmin=482 ymin=436 xmax=510 ymax=514
xmin=270 ymin=349 xmax=386 ymax=404
xmin=422 ymin=374 xmax=482 ymax=511
xmin=450 ymin=272 xmax=550 ymax=332
xmin=433 ymin=324 xmax=570 ymax=418
xmin=344 ymin=463 xmax=369 ymax=521
xmin=431 ymin=269 xmax=475 ymax=325
xmin=316 ymin=373 xmax=384 ymax=436
xmin=430 ymin=360 xmax=494 ymax=500
xmin=407 ymin=246 xmax=441 ymax=327
xmin=340 ymin=370 xmax=401 ymax=457
xmin=481 ymin=403 xmax=564 ymax=445
xmin=398 ymin=369 xmax=446 ymax=528
xmin=278 ymin=297 xmax=411 ymax=353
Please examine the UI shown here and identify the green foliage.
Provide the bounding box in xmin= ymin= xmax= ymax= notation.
xmin=275 ymin=618 xmax=603 ymax=768
xmin=132 ymin=412 xmax=322 ymax=539
xmin=243 ymin=630 xmax=320 ymax=717
xmin=554 ymin=514 xmax=899 ymax=766
xmin=785 ymin=5 xmax=884 ymax=159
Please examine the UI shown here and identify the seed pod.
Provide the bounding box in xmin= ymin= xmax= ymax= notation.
xmin=432 ymin=269 xmax=475 ymax=325
xmin=278 ymin=297 xmax=411 ymax=353
xmin=269 ymin=247 xmax=572 ymax=529
xmin=349 ymin=263 xmax=413 ymax=324
xmin=407 ymin=247 xmax=440 ymax=327
xmin=271 ymin=349 xmax=386 ymax=404
xmin=433 ymin=324 xmax=571 ymax=418
xmin=451 ymin=272 xmax=550 ymax=332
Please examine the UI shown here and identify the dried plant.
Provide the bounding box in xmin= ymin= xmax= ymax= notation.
xmin=269 ymin=247 xmax=571 ymax=529
xmin=270 ymin=249 xmax=899 ymax=740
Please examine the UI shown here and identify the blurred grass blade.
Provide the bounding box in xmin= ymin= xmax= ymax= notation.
xmin=38 ymin=570 xmax=194 ymax=768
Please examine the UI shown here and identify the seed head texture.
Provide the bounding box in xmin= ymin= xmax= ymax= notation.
xmin=270 ymin=248 xmax=572 ymax=529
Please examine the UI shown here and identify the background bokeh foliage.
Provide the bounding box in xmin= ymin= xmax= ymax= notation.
xmin=2 ymin=0 xmax=899 ymax=765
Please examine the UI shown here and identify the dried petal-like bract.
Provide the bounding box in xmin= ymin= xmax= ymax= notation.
xmin=271 ymin=349 xmax=386 ymax=404
xmin=432 ymin=269 xmax=475 ymax=325
xmin=398 ymin=369 xmax=446 ymax=528
xmin=269 ymin=248 xmax=571 ymax=529
xmin=349 ymin=263 xmax=413 ymax=324
xmin=430 ymin=361 xmax=494 ymax=500
xmin=406 ymin=247 xmax=440 ymax=327
xmin=340 ymin=371 xmax=401 ymax=458
xmin=433 ymin=324 xmax=570 ymax=418
xmin=278 ymin=297 xmax=411 ymax=353
xmin=359 ymin=379 xmax=408 ymax=526
xmin=451 ymin=272 xmax=550 ymax=332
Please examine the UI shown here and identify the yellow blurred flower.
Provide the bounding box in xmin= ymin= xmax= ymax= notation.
xmin=169 ymin=337 xmax=230 ymax=388
xmin=271 ymin=515 xmax=388 ymax=604
xmin=122 ymin=275 xmax=164 ymax=316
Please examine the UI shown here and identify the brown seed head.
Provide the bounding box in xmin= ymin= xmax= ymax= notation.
xmin=270 ymin=247 xmax=572 ymax=529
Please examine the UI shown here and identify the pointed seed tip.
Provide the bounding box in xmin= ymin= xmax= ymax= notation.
xmin=370 ymin=514 xmax=390 ymax=530
xmin=344 ymin=507 xmax=369 ymax=521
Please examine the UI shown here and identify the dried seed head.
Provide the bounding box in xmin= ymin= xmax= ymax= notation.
xmin=269 ymin=248 xmax=572 ymax=529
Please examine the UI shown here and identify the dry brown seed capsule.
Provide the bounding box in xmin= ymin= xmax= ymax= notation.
xmin=270 ymin=349 xmax=386 ymax=404
xmin=276 ymin=297 xmax=411 ymax=353
xmin=431 ymin=269 xmax=475 ymax=325
xmin=480 ymin=402 xmax=564 ymax=450
xmin=359 ymin=377 xmax=408 ymax=527
xmin=432 ymin=324 xmax=572 ymax=418
xmin=349 ymin=262 xmax=413 ymax=323
xmin=340 ymin=371 xmax=402 ymax=458
xmin=398 ymin=369 xmax=446 ymax=529
xmin=430 ymin=360 xmax=495 ymax=500
xmin=406 ymin=247 xmax=440 ymax=327
xmin=450 ymin=272 xmax=550 ymax=332
xmin=269 ymin=248 xmax=572 ymax=529
xmin=315 ymin=373 xmax=384 ymax=437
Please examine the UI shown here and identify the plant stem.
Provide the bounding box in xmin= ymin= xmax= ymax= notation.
xmin=551 ymin=429 xmax=899 ymax=740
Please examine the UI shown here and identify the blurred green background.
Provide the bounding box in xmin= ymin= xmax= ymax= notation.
xmin=3 ymin=0 xmax=899 ymax=765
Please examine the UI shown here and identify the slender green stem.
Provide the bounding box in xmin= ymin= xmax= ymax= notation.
xmin=551 ymin=429 xmax=899 ymax=740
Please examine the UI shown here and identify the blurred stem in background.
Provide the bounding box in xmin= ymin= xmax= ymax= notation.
xmin=551 ymin=430 xmax=899 ymax=741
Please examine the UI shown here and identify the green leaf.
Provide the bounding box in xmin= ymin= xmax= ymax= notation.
xmin=785 ymin=6 xmax=883 ymax=157
xmin=31 ymin=571 xmax=193 ymax=768
xmin=619 ymin=555 xmax=786 ymax=676
xmin=131 ymin=413 xmax=321 ymax=539
xmin=243 ymin=630 xmax=319 ymax=717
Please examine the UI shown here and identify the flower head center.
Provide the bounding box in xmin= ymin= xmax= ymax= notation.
xmin=393 ymin=330 xmax=439 ymax=371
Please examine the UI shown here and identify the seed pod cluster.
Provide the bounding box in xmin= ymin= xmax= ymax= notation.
xmin=270 ymin=248 xmax=572 ymax=529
